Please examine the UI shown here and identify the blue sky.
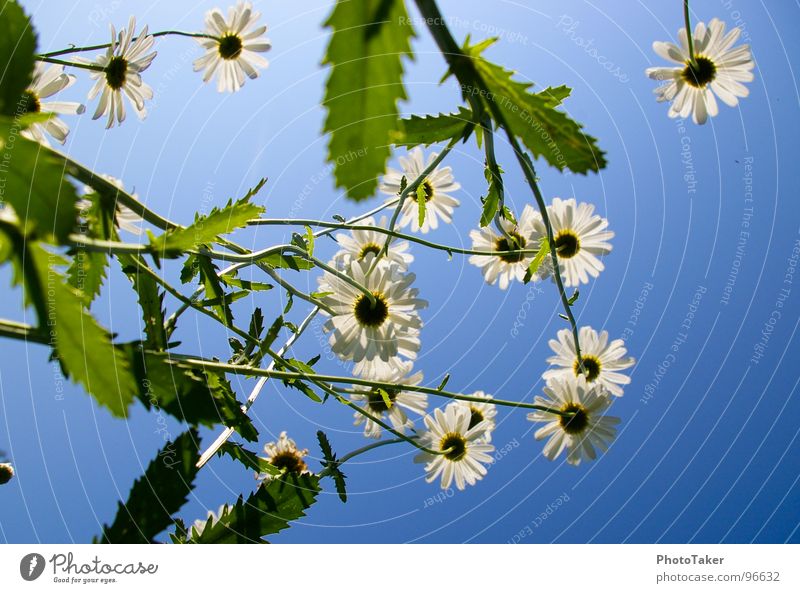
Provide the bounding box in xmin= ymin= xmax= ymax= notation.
xmin=1 ymin=0 xmax=799 ymax=543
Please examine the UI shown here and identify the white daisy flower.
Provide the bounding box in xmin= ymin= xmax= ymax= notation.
xmin=527 ymin=375 xmax=620 ymax=466
xmin=0 ymin=462 xmax=14 ymax=485
xmin=20 ymin=63 xmax=85 ymax=145
xmin=194 ymin=2 xmax=271 ymax=93
xmin=543 ymin=326 xmax=635 ymax=397
xmin=257 ymin=431 xmax=309 ymax=481
xmin=531 ymin=198 xmax=613 ymax=288
xmin=350 ymin=360 xmax=427 ymax=439
xmin=456 ymin=391 xmax=497 ymax=443
xmin=414 ymin=403 xmax=494 ymax=490
xmin=80 ymin=16 xmax=157 ymax=128
xmin=318 ymin=256 xmax=427 ymax=378
xmin=333 ymin=216 xmax=413 ymax=271
xmin=468 ymin=204 xmax=540 ymax=290
xmin=380 ymin=147 xmax=460 ymax=234
xmin=79 ymin=174 xmax=144 ymax=236
xmin=645 ymin=17 xmax=755 ymax=124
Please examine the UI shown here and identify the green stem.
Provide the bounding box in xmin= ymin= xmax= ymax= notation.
xmin=317 ymin=438 xmax=407 ymax=478
xmin=258 ymin=266 xmax=336 ymax=314
xmin=247 ymin=219 xmax=543 ymax=258
xmin=684 ymin=0 xmax=697 ymax=66
xmin=197 ymin=244 xmax=378 ymax=308
xmin=0 ymin=319 xmax=48 ymax=345
xmin=368 ymin=134 xmax=462 ymax=275
xmin=37 ymin=30 xmax=218 ymax=58
xmin=176 ymin=357 xmax=570 ymax=416
xmin=413 ymin=0 xmax=586 ymax=373
xmin=50 ymin=148 xmax=180 ymax=232
xmin=340 ymin=397 xmax=443 ymax=455
xmin=35 ymin=56 xmax=105 ymax=72
xmin=481 ymin=117 xmax=518 ymax=247
xmin=196 ymin=307 xmax=322 ymax=469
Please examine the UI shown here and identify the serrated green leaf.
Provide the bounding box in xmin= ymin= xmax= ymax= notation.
xmin=218 ymin=442 xmax=280 ymax=476
xmin=150 ymin=197 xmax=265 ymax=255
xmin=196 ymin=255 xmax=234 ymax=327
xmin=188 ymin=473 xmax=320 ymax=543
xmin=198 ymin=290 xmax=249 ymax=308
xmin=98 ymin=429 xmax=199 ymax=543
xmin=122 ymin=345 xmax=257 ymax=441
xmin=464 ymin=41 xmax=606 ymax=174
xmin=119 ymin=258 xmax=167 ymax=351
xmin=391 ymin=107 xmax=475 ymax=147
xmin=317 ymin=430 xmax=347 ymax=503
xmin=26 ymin=244 xmax=137 ymax=416
xmin=263 ymin=316 xmax=284 ymax=351
xmin=218 ymin=274 xmax=273 ymax=292
xmin=249 ymin=308 xmax=265 ymax=340
xmin=280 ymin=358 xmax=322 ymax=403
xmin=480 ymin=164 xmax=502 ymax=228
xmin=523 ymin=237 xmax=549 ymax=284
xmin=180 ymin=254 xmax=199 ymax=284
xmin=68 ymin=194 xmax=112 ymax=304
xmin=323 ymin=0 xmax=414 ymax=201
xmin=0 ymin=119 xmax=78 ymax=243
xmin=538 ymin=85 xmax=572 ymax=107
xmin=0 ymin=1 xmax=36 ymax=117
xmin=304 ymin=226 xmax=315 ymax=257
xmin=261 ymin=251 xmax=313 ymax=271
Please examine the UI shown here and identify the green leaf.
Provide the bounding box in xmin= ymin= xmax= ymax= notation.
xmin=437 ymin=374 xmax=450 ymax=391
xmin=415 ymin=183 xmax=426 ymax=228
xmin=122 ymin=345 xmax=257 ymax=441
xmin=279 ymin=358 xmax=323 ymax=403
xmin=249 ymin=308 xmax=265 ymax=341
xmin=26 ymin=244 xmax=137 ymax=416
xmin=304 ymin=226 xmax=315 ymax=257
xmin=322 ymin=0 xmax=414 ymax=201
xmin=0 ymin=1 xmax=36 ymax=116
xmin=68 ymin=194 xmax=113 ymax=304
xmin=464 ymin=41 xmax=606 ymax=174
xmin=317 ymin=430 xmax=347 ymax=503
xmin=180 ymin=254 xmax=199 ymax=284
xmin=188 ymin=474 xmax=320 ymax=543
xmin=149 ymin=197 xmax=265 ymax=255
xmin=0 ymin=118 xmax=78 ymax=243
xmin=263 ymin=315 xmax=284 ymax=350
xmin=196 ymin=255 xmax=234 ymax=327
xmin=567 ymin=289 xmax=580 ymax=305
xmin=391 ymin=107 xmax=475 ymax=147
xmin=217 ymin=442 xmax=280 ymax=476
xmin=261 ymin=251 xmax=313 ymax=271
xmin=218 ymin=274 xmax=273 ymax=292
xmin=98 ymin=430 xmax=200 ymax=543
xmin=523 ymin=238 xmax=549 ymax=284
xmin=537 ymin=85 xmax=572 ymax=107
xmin=119 ymin=259 xmax=167 ymax=351
xmin=480 ymin=162 xmax=503 ymax=227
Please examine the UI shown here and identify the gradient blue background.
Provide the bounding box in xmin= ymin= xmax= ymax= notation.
xmin=1 ymin=0 xmax=799 ymax=543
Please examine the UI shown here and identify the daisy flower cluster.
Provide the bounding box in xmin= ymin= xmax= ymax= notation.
xmin=308 ymin=143 xmax=636 ymax=489
xmin=23 ymin=2 xmax=271 ymax=142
